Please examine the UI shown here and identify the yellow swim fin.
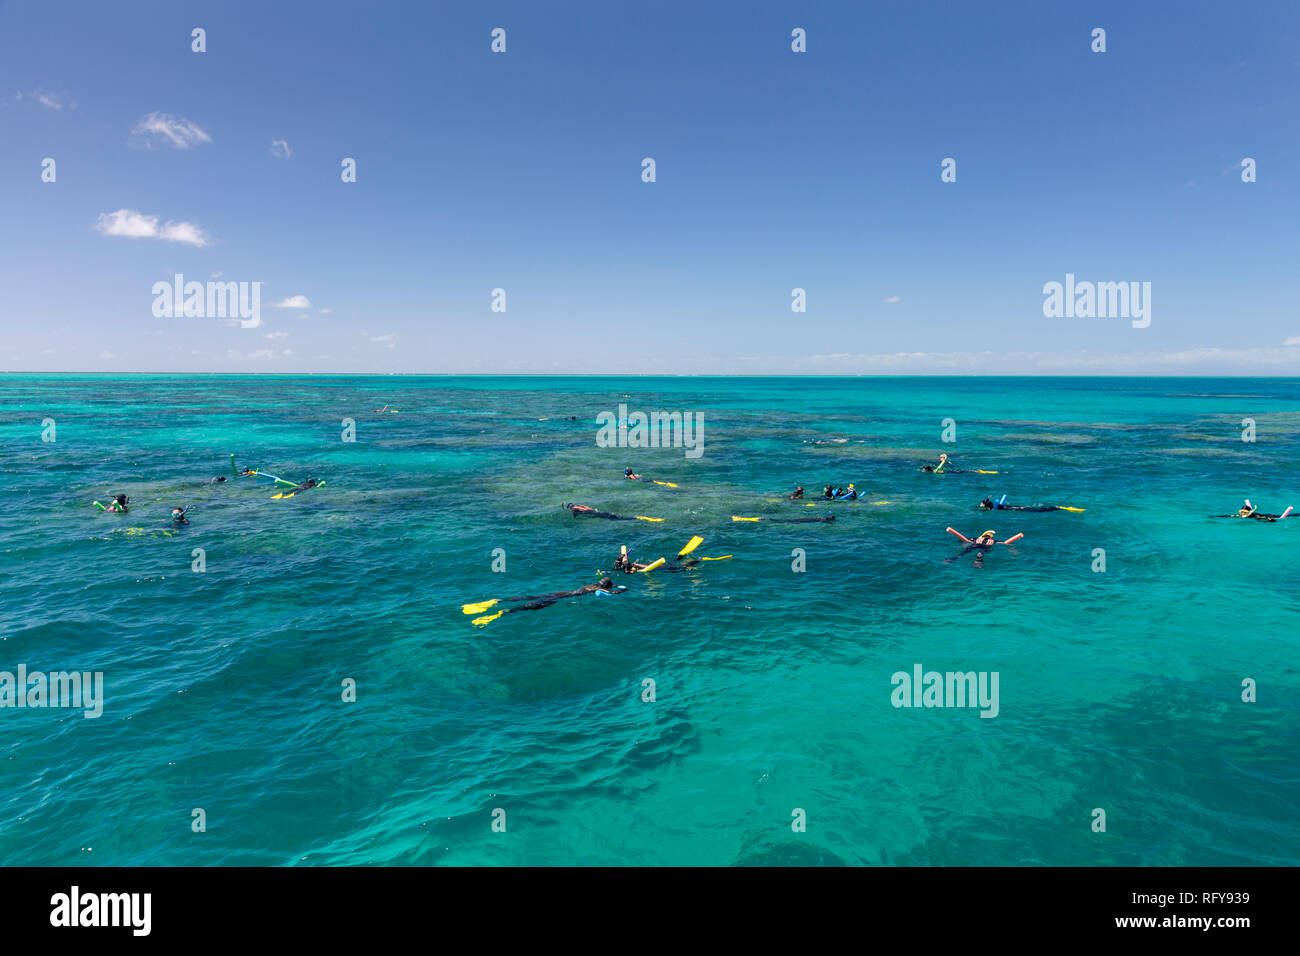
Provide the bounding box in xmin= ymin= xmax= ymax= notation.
xmin=635 ymin=515 xmax=664 ymax=522
xmin=462 ymin=599 xmax=499 ymax=615
xmin=699 ymin=554 xmax=732 ymax=561
xmin=677 ymin=535 xmax=704 ymax=557
xmin=472 ymin=611 xmax=504 ymax=627
xmin=1057 ymin=506 xmax=1086 ymax=512
xmin=652 ymin=480 xmax=679 ymax=488
xmin=732 ymin=516 xmax=760 ymax=522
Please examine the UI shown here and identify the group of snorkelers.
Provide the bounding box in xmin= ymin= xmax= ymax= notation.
xmin=95 ymin=456 xmax=325 ymax=527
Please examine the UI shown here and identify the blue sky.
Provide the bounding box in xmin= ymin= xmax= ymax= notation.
xmin=2 ymin=0 xmax=1298 ymax=373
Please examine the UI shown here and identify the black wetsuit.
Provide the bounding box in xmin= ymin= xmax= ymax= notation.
xmin=497 ymin=584 xmax=619 ymax=613
xmin=1214 ymin=511 xmax=1286 ymax=521
xmin=564 ymin=503 xmax=632 ymax=520
xmin=945 ymin=542 xmax=995 ymax=568
xmin=980 ymin=500 xmax=1060 ymax=512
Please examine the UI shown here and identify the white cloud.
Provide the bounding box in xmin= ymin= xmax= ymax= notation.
xmin=227 ymin=348 xmax=276 ymax=361
xmin=273 ymin=295 xmax=311 ymax=309
xmin=884 ymin=296 xmax=901 ymax=304
xmin=269 ymin=138 xmax=291 ymax=159
xmin=132 ymin=112 xmax=211 ymax=149
xmin=369 ymin=333 xmax=397 ymax=343
xmin=1284 ymin=336 xmax=1300 ymax=346
xmin=319 ymin=308 xmax=332 ymax=314
xmin=283 ymin=349 xmax=294 ymax=356
xmin=264 ymin=331 xmax=289 ymax=340
xmin=33 ymin=89 xmax=71 ymax=111
xmin=210 ymin=271 xmax=224 ymax=279
xmin=94 ymin=208 xmax=211 ymax=246
xmin=99 ymin=350 xmax=115 ymax=360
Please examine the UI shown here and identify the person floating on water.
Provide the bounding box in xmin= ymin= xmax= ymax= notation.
xmin=563 ymin=503 xmax=663 ymax=522
xmin=282 ymin=477 xmax=321 ymax=496
xmin=922 ymin=454 xmax=997 ymax=475
xmin=789 ymin=486 xmax=805 ymax=500
xmin=612 ymin=536 xmax=724 ymax=574
xmin=623 ymin=468 xmax=679 ymax=487
xmin=94 ymin=494 xmax=130 ymax=513
xmin=211 ymin=476 xmax=227 ymax=483
xmin=374 ymin=404 xmax=398 ymax=413
xmin=1213 ymin=499 xmax=1293 ymax=521
xmin=979 ymin=495 xmax=1084 ymax=513
xmin=945 ymin=527 xmax=1024 ymax=568
xmin=171 ymin=506 xmax=190 ymax=525
xmin=463 ymin=577 xmax=625 ymax=625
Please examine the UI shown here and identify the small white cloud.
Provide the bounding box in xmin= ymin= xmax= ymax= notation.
xmin=270 ymin=138 xmax=291 ymax=159
xmin=1284 ymin=336 xmax=1300 ymax=346
xmin=99 ymin=350 xmax=115 ymax=359
xmin=274 ymin=295 xmax=311 ymax=309
xmin=34 ymin=89 xmax=71 ymax=111
xmin=884 ymin=296 xmax=901 ymax=304
xmin=132 ymin=112 xmax=211 ymax=149
xmin=94 ymin=208 xmax=211 ymax=246
xmin=282 ymin=349 xmax=294 ymax=356
xmin=227 ymin=348 xmax=275 ymax=361
xmin=210 ymin=271 xmax=224 ymax=279
xmin=369 ymin=333 xmax=397 ymax=343
xmin=319 ymin=308 xmax=332 ymax=314
xmin=264 ymin=331 xmax=289 ymax=340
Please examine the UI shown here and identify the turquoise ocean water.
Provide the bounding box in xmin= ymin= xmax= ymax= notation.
xmin=1 ymin=375 xmax=1297 ymax=866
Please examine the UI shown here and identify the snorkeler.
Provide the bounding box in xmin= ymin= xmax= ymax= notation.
xmin=171 ymin=506 xmax=190 ymax=525
xmin=789 ymin=486 xmax=805 ymax=500
xmin=1213 ymin=499 xmax=1293 ymax=521
xmin=563 ymin=503 xmax=663 ymax=522
xmin=922 ymin=454 xmax=997 ymax=474
xmin=945 ymin=527 xmax=1023 ymax=568
xmin=623 ymin=468 xmax=678 ymax=487
xmin=463 ymin=577 xmax=625 ymax=625
xmin=979 ymin=495 xmax=1084 ymax=513
xmin=613 ymin=536 xmax=722 ymax=574
xmin=210 ymin=476 xmax=227 ymax=483
xmin=94 ymin=494 xmax=130 ymax=513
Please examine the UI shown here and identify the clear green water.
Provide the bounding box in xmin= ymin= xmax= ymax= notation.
xmin=1 ymin=375 xmax=1297 ymax=866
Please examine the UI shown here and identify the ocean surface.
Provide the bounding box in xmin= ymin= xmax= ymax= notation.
xmin=1 ymin=375 xmax=1297 ymax=866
